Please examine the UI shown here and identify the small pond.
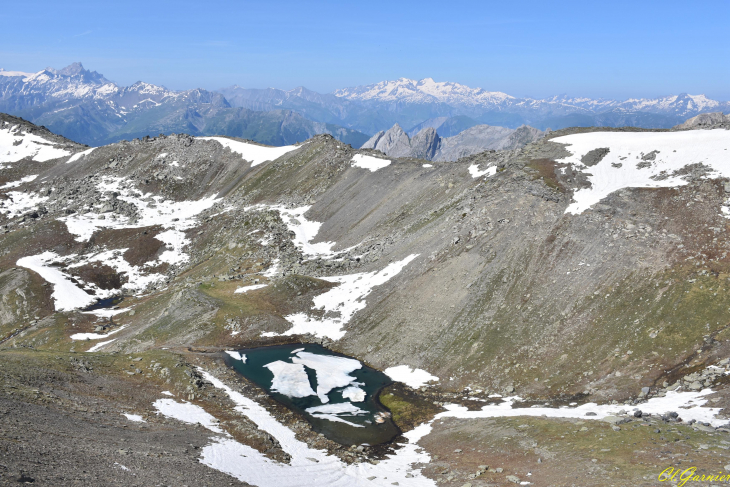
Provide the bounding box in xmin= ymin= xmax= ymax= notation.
xmin=223 ymin=343 xmax=399 ymax=446
xmin=82 ymin=296 xmax=124 ymax=312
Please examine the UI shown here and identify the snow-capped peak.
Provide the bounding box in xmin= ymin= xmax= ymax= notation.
xmin=333 ymin=77 xmax=514 ymax=108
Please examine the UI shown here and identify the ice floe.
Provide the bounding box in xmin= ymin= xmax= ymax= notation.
xmin=551 ymin=129 xmax=730 ymax=214
xmin=305 ymin=402 xmax=367 ymax=427
xmin=225 ymin=351 xmax=246 ymax=363
xmin=265 ymin=361 xmax=317 ymax=398
xmin=352 ymin=154 xmax=391 ymax=172
xmin=291 ymin=352 xmax=362 ymax=403
xmin=384 ymin=365 xmax=439 ymax=388
xmin=200 ymin=137 xmax=299 ymax=166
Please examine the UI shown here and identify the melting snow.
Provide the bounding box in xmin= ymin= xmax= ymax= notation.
xmin=192 ymin=369 xmax=436 ymax=487
xmin=66 ymin=148 xmax=95 ymax=164
xmin=122 ymin=413 xmax=146 ymax=422
xmin=200 ymin=137 xmax=299 ymax=166
xmin=384 ymin=365 xmax=439 ymax=388
xmin=341 ymin=386 xmax=366 ymax=402
xmin=0 ymin=190 xmax=48 ymax=217
xmin=16 ymin=252 xmax=98 ymax=311
xmin=291 ymin=352 xmax=362 ymax=403
xmin=468 ymin=164 xmax=497 ymax=178
xmin=0 ymin=174 xmax=37 ymax=190
xmin=59 ymin=176 xmax=217 ymax=242
xmin=0 ymin=125 xmax=71 ymax=165
xmin=87 ymin=338 xmax=117 ymax=352
xmin=265 ymin=361 xmax=317 ymax=398
xmin=265 ymin=254 xmax=418 ymax=340
xmin=246 ymin=205 xmax=336 ymax=257
xmin=352 ymin=154 xmax=391 ymax=172
xmin=305 ymin=402 xmax=367 ymax=427
xmin=153 ymin=398 xmax=224 ymax=433
xmin=70 ymin=325 xmax=127 ymax=341
xmin=437 ymin=389 xmax=726 ymax=427
xmin=234 ymin=284 xmax=268 ymax=294
xmin=551 ymin=130 xmax=730 ymax=214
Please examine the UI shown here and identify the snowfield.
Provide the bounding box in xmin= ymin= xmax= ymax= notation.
xmin=0 ymin=125 xmax=71 ymax=166
xmin=552 ymin=129 xmax=730 ymax=214
xmin=264 ymin=254 xmax=419 ymax=340
xmin=468 ymin=164 xmax=497 ymax=178
xmin=152 ymin=368 xmax=729 ymax=487
xmin=351 ymin=154 xmax=391 ymax=172
xmin=384 ymin=365 xmax=439 ymax=388
xmin=199 ymin=136 xmax=299 ymax=166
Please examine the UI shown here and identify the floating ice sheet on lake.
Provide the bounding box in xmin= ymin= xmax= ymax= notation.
xmin=291 ymin=351 xmax=362 ymax=403
xmin=305 ymin=402 xmax=367 ymax=428
xmin=265 ymin=361 xmax=317 ymax=398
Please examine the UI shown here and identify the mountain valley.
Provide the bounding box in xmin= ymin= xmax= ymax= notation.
xmin=1 ymin=107 xmax=730 ymax=485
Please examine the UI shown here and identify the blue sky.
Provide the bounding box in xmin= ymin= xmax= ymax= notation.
xmin=1 ymin=0 xmax=728 ymax=100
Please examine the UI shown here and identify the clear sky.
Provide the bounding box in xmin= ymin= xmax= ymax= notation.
xmin=1 ymin=0 xmax=728 ymax=100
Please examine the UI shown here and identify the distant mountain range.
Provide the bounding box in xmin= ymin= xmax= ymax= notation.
xmin=0 ymin=63 xmax=369 ymax=147
xmin=221 ymin=78 xmax=730 ymax=135
xmin=1 ymin=63 xmax=728 ymax=149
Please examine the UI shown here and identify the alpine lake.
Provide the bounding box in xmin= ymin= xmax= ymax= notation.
xmin=223 ymin=343 xmax=400 ymax=446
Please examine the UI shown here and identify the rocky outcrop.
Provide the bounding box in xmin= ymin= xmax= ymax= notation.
xmin=363 ymin=123 xmax=544 ymax=161
xmin=674 ymin=111 xmax=730 ymax=130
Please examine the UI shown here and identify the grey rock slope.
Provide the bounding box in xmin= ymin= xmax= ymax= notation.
xmin=674 ymin=111 xmax=730 ymax=129
xmin=362 ymin=123 xmax=544 ymax=161
xmin=0 ymin=63 xmax=369 ymax=148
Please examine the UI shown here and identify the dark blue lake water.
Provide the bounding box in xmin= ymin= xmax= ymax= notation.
xmin=223 ymin=343 xmax=399 ymax=446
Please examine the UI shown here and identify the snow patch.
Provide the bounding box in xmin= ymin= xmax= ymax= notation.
xmin=16 ymin=252 xmax=97 ymax=311
xmin=352 ymin=154 xmax=391 ymax=172
xmin=200 ymin=137 xmax=298 ymax=166
xmin=71 ymin=325 xmax=126 ymax=341
xmin=0 ymin=174 xmax=37 ymax=190
xmin=122 ymin=413 xmax=146 ymax=422
xmin=234 ymin=284 xmax=268 ymax=294
xmin=153 ymin=398 xmax=224 ymax=433
xmin=385 ymin=365 xmax=439 ymax=388
xmin=468 ymin=164 xmax=497 ymax=178
xmin=266 ymin=254 xmax=418 ymax=340
xmin=551 ymin=130 xmax=730 ymax=214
